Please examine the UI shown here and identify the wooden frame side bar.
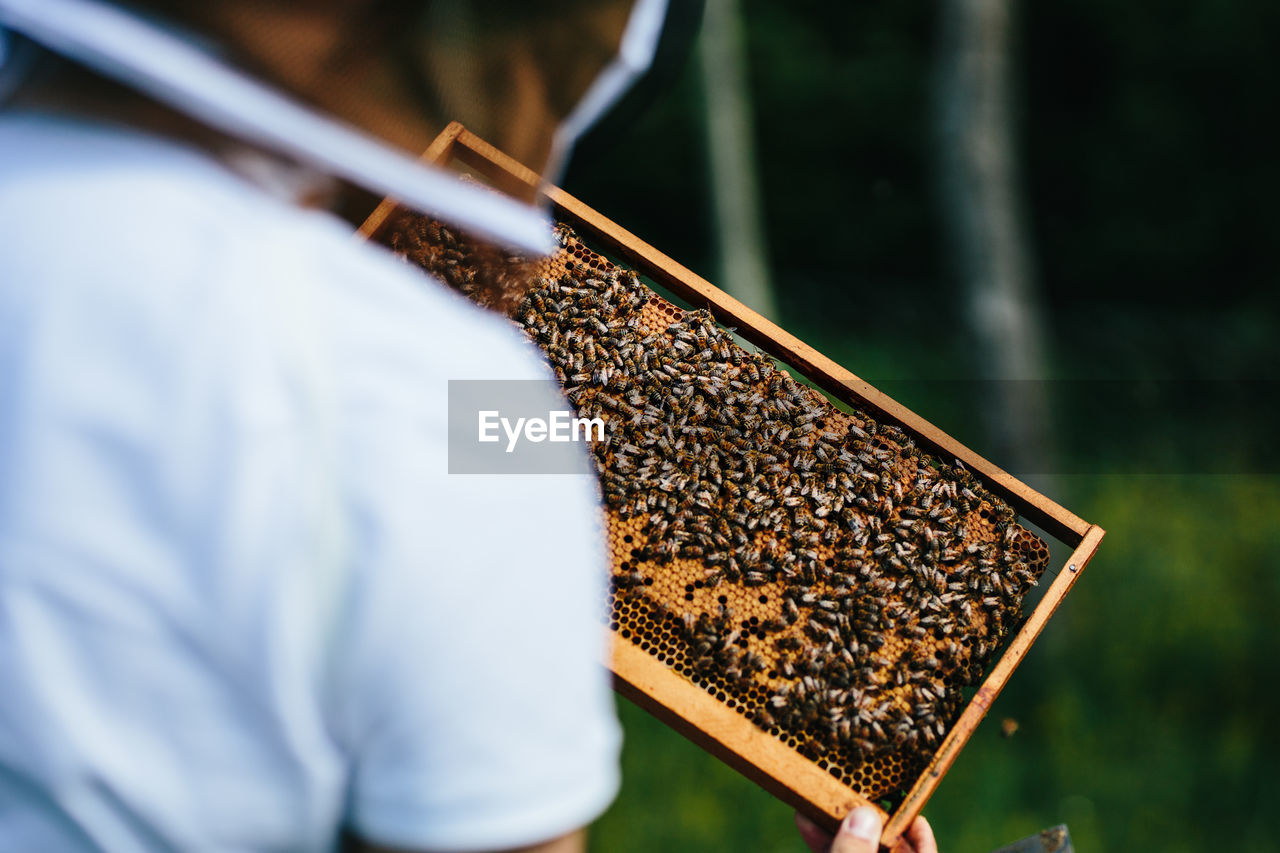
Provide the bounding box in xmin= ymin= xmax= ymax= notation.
xmin=356 ymin=121 xmax=466 ymax=241
xmin=611 ymin=636 xmax=880 ymax=830
xmin=440 ymin=128 xmax=1089 ymax=546
xmin=879 ymin=524 xmax=1106 ymax=848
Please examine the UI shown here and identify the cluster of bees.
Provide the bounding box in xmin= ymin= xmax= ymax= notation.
xmin=384 ymin=213 xmax=1049 ymax=773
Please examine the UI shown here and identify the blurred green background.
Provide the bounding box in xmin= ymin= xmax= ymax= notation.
xmin=561 ymin=1 xmax=1280 ymax=850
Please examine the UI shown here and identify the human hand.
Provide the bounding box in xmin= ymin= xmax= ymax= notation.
xmin=794 ymin=806 xmax=938 ymax=853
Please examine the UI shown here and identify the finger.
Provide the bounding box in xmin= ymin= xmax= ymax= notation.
xmin=794 ymin=812 xmax=833 ymax=853
xmin=829 ymin=806 xmax=884 ymax=853
xmin=904 ymin=815 xmax=937 ymax=853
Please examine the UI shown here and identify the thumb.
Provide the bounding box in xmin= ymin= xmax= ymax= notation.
xmin=829 ymin=806 xmax=885 ymax=853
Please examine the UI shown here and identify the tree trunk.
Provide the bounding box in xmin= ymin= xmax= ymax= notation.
xmin=934 ymin=0 xmax=1056 ymax=484
xmin=698 ymin=0 xmax=778 ymax=320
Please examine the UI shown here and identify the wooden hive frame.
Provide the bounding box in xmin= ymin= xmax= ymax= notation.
xmin=358 ymin=122 xmax=1105 ymax=851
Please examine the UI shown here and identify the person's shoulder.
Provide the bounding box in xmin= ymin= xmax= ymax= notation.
xmin=0 ymin=112 xmax=271 ymax=249
xmin=0 ymin=111 xmax=546 ymax=382
xmin=0 ymin=112 xmax=302 ymax=315
xmin=285 ymin=207 xmax=550 ymax=389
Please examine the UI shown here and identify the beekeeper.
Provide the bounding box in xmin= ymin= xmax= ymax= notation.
xmin=0 ymin=1 xmax=667 ymax=850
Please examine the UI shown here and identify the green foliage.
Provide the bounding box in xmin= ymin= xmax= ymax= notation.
xmin=925 ymin=475 xmax=1280 ymax=853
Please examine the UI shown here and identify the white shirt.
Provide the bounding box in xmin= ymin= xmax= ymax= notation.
xmin=0 ymin=113 xmax=621 ymax=852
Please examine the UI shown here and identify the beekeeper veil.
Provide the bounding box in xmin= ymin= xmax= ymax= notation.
xmin=0 ymin=0 xmax=671 ymax=254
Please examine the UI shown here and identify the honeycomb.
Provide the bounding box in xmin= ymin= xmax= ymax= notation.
xmin=380 ymin=213 xmax=1052 ymax=806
